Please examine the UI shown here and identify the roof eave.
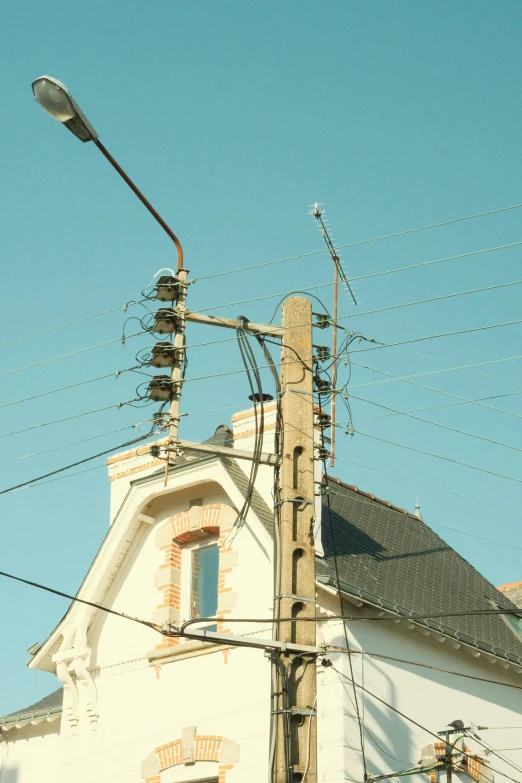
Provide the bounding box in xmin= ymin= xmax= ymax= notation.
xmin=317 ymin=575 xmax=522 ymax=669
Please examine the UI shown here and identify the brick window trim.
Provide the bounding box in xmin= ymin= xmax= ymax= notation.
xmin=154 ymin=504 xmax=238 ymax=650
xmin=142 ymin=732 xmax=239 ymax=780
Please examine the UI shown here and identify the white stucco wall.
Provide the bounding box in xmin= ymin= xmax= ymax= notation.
xmin=0 ymin=721 xmax=60 ymax=783
xmin=318 ymin=594 xmax=522 ymax=783
xmin=6 ymin=451 xmax=522 ymax=783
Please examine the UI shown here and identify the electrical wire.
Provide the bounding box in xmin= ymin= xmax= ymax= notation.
xmin=349 ymin=317 xmax=522 ymax=354
xmin=0 ymin=433 xmax=154 ymax=496
xmin=180 ymin=606 xmax=522 ymax=632
xmin=0 ymin=300 xmax=145 ymax=351
xmin=348 ymin=393 xmax=522 ymax=455
xmin=330 ymin=647 xmax=522 ymax=693
xmin=350 ymin=429 xmax=522 ymax=487
xmin=0 ymin=404 xmax=116 ymax=440
xmin=349 ymin=359 xmax=522 ymax=422
xmin=0 ymin=425 xmax=140 ymax=467
xmin=349 ymin=353 xmax=522 ymax=396
xmin=332 ymin=454 xmax=522 ymax=530
xmin=330 ymin=665 xmax=522 ymax=783
xmin=316 ymin=383 xmax=368 ymax=780
xmin=351 ymin=389 xmax=522 ymax=426
xmin=343 ymin=277 xmax=522 ymax=322
xmin=0 ymin=569 xmax=161 ymax=634
xmin=468 ymin=733 xmax=522 ymax=777
xmin=193 ymin=252 xmax=522 ymax=317
xmin=0 ymin=331 xmax=144 ymax=380
xmin=194 ymin=201 xmax=522 ymax=283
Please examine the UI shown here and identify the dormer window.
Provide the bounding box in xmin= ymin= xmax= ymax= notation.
xmin=182 ymin=538 xmax=219 ymax=631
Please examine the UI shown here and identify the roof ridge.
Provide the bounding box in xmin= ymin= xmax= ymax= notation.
xmin=327 ymin=475 xmax=409 ymax=516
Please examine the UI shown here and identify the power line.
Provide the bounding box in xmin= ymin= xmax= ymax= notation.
xmin=350 ymin=352 xmax=522 ymax=395
xmin=331 ymin=647 xmax=522 ymax=693
xmin=330 ymin=665 xmax=522 ymax=783
xmin=0 ymin=403 xmax=116 ymax=440
xmin=349 ymin=317 xmax=522 ymax=354
xmin=349 ymin=393 xmax=522 ymax=455
xmin=10 ymin=464 xmax=105 ymax=494
xmin=0 ymin=300 xmax=144 ymax=351
xmin=343 ymin=277 xmax=522 ymax=322
xmin=0 ymin=372 xmax=115 ymax=410
xmin=351 ymin=389 xmax=522 ymax=426
xmin=347 ymin=239 xmax=522 ymax=285
xmin=194 ymin=201 xmax=522 ymax=283
xmin=350 ymin=359 xmax=522 ymax=422
xmin=0 ymin=331 xmax=143 ymax=380
xmin=187 ymin=315 xmax=522 ymax=363
xmin=0 ymin=425 xmax=139 ymax=467
xmin=0 ymin=569 xmax=161 ymax=634
xmin=351 ymin=429 xmax=522 ymax=487
xmin=0 ymin=434 xmax=152 ymax=496
xmin=193 ymin=249 xmax=522 ymax=316
xmin=332 ymin=454 xmax=522 ymax=529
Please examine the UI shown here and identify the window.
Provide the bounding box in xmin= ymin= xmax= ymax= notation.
xmin=488 ymin=599 xmax=522 ymax=641
xmin=182 ymin=539 xmax=219 ymax=631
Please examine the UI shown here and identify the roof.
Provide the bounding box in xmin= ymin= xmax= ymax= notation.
xmin=317 ymin=477 xmax=522 ymax=665
xmin=0 ymin=688 xmax=62 ymax=727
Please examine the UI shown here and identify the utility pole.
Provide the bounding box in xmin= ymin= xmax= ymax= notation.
xmin=275 ymin=297 xmax=317 ymax=783
xmin=168 ymin=268 xmax=188 ymax=451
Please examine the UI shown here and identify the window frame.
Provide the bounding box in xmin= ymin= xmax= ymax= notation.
xmin=180 ymin=535 xmax=219 ymax=631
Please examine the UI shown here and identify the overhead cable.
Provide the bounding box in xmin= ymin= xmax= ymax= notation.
xmin=193 ymin=246 xmax=522 ymax=316
xmin=350 ymin=359 xmax=522 ymax=422
xmin=332 ymin=454 xmax=522 ymax=529
xmin=0 ymin=425 xmax=139 ymax=467
xmin=0 ymin=331 xmax=143 ymax=380
xmin=0 ymin=300 xmax=144 ymax=351
xmin=0 ymin=569 xmax=161 ymax=634
xmin=349 ymin=317 xmax=522 ymax=354
xmin=351 ymin=389 xmax=522 ymax=426
xmin=343 ymin=276 xmax=522 ymax=321
xmin=331 ymin=666 xmax=522 ymax=783
xmin=350 ymin=352 xmax=522 ymax=395
xmin=349 ymin=393 xmax=522 ymax=455
xmin=195 ymin=201 xmax=522 ymax=283
xmin=0 ymin=404 xmax=116 ymax=440
xmin=351 ymin=429 xmax=522 ymax=487
xmin=331 ymin=647 xmax=522 ymax=693
xmin=0 ymin=434 xmax=153 ymax=496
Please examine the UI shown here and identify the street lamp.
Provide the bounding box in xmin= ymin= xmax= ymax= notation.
xmin=31 ymin=75 xmax=183 ymax=270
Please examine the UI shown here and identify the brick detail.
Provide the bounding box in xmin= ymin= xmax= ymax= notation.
xmin=143 ymin=730 xmax=238 ymax=779
xmin=154 ymin=504 xmax=238 ymax=649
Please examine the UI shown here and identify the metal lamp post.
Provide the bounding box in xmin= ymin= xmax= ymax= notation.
xmin=31 ymin=75 xmax=184 ymax=270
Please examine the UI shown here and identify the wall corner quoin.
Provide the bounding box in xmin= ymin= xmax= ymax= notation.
xmin=219 ymin=738 xmax=240 ymax=764
xmin=141 ymin=751 xmax=160 ymax=778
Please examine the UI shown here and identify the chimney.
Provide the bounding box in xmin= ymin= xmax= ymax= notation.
xmin=497 ymin=580 xmax=522 ymax=608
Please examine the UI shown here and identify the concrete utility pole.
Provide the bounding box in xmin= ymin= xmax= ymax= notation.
xmin=276 ymin=297 xmax=317 ymax=783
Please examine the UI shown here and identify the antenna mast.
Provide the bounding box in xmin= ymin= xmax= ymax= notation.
xmin=311 ymin=203 xmax=357 ymax=465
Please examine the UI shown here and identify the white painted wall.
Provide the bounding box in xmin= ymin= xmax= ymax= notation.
xmin=0 ymin=721 xmax=60 ymax=783
xmin=318 ymin=593 xmax=522 ymax=783
xmin=6 ymin=446 xmax=522 ymax=783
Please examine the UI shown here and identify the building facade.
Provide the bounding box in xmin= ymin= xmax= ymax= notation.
xmin=1 ymin=406 xmax=522 ymax=783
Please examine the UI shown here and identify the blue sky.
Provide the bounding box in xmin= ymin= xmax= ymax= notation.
xmin=2 ymin=0 xmax=522 ymax=713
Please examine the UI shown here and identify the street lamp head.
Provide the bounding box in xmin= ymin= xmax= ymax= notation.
xmin=31 ymin=76 xmax=98 ymax=143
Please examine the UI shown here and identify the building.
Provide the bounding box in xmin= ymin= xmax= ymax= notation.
xmin=498 ymin=581 xmax=522 ymax=609
xmin=1 ymin=404 xmax=522 ymax=783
